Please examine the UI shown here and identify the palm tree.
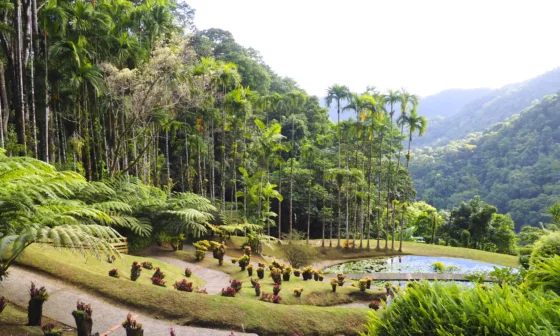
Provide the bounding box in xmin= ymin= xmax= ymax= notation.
xmin=390 ymin=89 xmax=418 ymax=250
xmin=327 ymin=168 xmax=352 ymax=248
xmin=325 ymin=85 xmax=350 ymax=170
xmin=217 ymin=62 xmax=241 ymax=210
xmin=283 ymin=91 xmax=307 ymax=239
xmin=383 ymin=90 xmax=400 ymax=250
xmin=398 ymin=107 xmax=427 ymax=252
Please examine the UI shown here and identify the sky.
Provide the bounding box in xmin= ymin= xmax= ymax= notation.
xmin=186 ymin=0 xmax=560 ymax=98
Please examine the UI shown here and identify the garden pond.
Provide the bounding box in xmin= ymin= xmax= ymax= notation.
xmin=322 ymin=256 xmax=503 ymax=274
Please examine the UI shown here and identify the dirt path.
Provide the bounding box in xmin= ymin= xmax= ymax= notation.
xmin=0 ymin=267 xmax=255 ymax=336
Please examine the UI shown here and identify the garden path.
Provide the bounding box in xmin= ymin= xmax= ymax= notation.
xmin=0 ymin=266 xmax=255 ymax=336
xmin=150 ymin=256 xmax=231 ymax=294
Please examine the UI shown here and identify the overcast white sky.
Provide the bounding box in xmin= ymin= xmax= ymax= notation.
xmin=187 ymin=0 xmax=560 ymax=98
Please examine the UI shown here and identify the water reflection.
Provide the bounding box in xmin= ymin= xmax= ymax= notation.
xmin=323 ymin=256 xmax=503 ymax=274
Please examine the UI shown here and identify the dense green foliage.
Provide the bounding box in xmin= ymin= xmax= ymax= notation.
xmin=0 ymin=0 xmax=433 ymax=251
xmin=415 ymin=68 xmax=560 ymax=148
xmin=361 ymin=282 xmax=560 ymax=336
xmin=530 ymin=232 xmax=560 ymax=264
xmin=0 ymin=148 xmax=235 ymax=277
xmin=412 ymin=94 xmax=560 ymax=229
xmin=434 ymin=197 xmax=516 ymax=254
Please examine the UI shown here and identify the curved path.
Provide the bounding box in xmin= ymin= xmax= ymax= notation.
xmin=150 ymin=256 xmax=231 ymax=295
xmin=0 ymin=266 xmax=255 ymax=336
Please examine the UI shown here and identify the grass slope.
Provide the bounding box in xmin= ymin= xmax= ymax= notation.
xmin=231 ymin=237 xmax=519 ymax=268
xmin=18 ymin=245 xmax=370 ymax=335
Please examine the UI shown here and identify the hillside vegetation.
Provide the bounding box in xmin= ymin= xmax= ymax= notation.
xmin=412 ymin=94 xmax=560 ymax=229
xmin=416 ymin=68 xmax=560 ymax=148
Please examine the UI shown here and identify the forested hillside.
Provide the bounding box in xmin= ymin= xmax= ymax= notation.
xmin=416 ymin=68 xmax=560 ymax=148
xmin=0 ymin=0 xmax=428 ymax=248
xmin=411 ymin=94 xmax=560 ymax=230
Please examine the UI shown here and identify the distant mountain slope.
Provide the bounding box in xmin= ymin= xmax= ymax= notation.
xmin=411 ymin=94 xmax=560 ymax=230
xmin=416 ymin=68 xmax=560 ymax=148
xmin=417 ymin=88 xmax=492 ymax=119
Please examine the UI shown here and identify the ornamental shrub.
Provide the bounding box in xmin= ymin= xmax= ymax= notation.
xmin=530 ymin=232 xmax=560 ymax=265
xmin=360 ymin=282 xmax=560 ymax=335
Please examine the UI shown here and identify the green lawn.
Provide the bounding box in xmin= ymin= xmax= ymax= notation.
xmin=0 ymin=302 xmax=75 ymax=335
xmin=17 ymin=245 xmax=371 ymax=335
xmin=19 ymin=245 xmax=205 ymax=289
xmin=231 ymin=237 xmax=519 ymax=268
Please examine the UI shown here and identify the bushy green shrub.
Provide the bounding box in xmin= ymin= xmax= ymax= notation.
xmin=523 ymin=255 xmax=560 ymax=295
xmin=460 ymin=230 xmax=470 ymax=248
xmin=431 ymin=262 xmax=445 ymax=273
xmin=360 ymin=282 xmax=560 ymax=336
xmin=530 ymin=232 xmax=560 ymax=265
xmin=283 ymin=243 xmax=316 ymax=268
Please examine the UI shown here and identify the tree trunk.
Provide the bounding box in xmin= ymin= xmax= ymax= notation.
xmin=0 ymin=62 xmax=9 ymax=135
xmin=391 ymin=120 xmax=406 ymax=251
xmin=384 ymin=108 xmax=395 ymax=251
xmin=165 ymin=129 xmax=170 ymax=192
xmin=376 ymin=130 xmax=384 ymax=251
xmin=307 ymin=190 xmax=311 ymax=244
xmin=337 ymin=185 xmax=341 ymax=248
xmin=0 ymin=99 xmax=4 ymax=148
xmin=14 ymin=0 xmax=27 ymax=154
xmin=289 ymin=116 xmax=295 ymax=239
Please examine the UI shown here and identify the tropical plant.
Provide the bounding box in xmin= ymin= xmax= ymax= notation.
xmin=360 ymin=282 xmax=560 ymax=335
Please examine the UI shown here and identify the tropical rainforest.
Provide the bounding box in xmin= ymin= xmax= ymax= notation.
xmin=0 ymin=0 xmax=435 ymax=255
xmin=0 ymin=0 xmax=558 ymax=261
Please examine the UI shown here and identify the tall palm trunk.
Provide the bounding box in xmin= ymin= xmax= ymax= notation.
xmin=391 ymin=116 xmax=407 ymax=250
xmin=289 ymin=116 xmax=295 ymax=239
xmin=398 ymin=132 xmax=414 ymax=252
xmin=384 ymin=107 xmax=395 ymax=251
xmin=337 ymin=184 xmax=341 ymax=247
xmin=184 ymin=126 xmax=190 ymax=191
xmin=0 ymin=99 xmax=3 ymax=147
xmin=0 ymin=62 xmax=9 ymax=137
xmin=221 ymin=105 xmax=226 ymax=210
xmin=307 ymin=189 xmax=311 ymax=244
xmin=322 ymin=171 xmax=326 ymax=247
xmin=329 ymin=200 xmax=333 ymax=247
xmin=13 ymin=0 xmax=27 ymax=154
xmin=336 ymin=100 xmax=342 ymax=245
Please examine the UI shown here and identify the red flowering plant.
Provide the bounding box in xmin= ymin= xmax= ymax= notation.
xmin=130 ymin=262 xmax=142 ymax=281
xmin=152 ymin=267 xmax=165 ymax=279
xmin=151 ymin=276 xmax=166 ymax=287
xmin=184 ymin=268 xmax=192 ymax=277
xmin=29 ymin=282 xmax=49 ymax=302
xmin=141 ymin=261 xmax=153 ymax=270
xmin=229 ymin=279 xmax=242 ymax=292
xmin=173 ymin=280 xmax=194 ymax=292
xmin=42 ymin=323 xmax=62 ymax=336
xmin=109 ymin=268 xmax=119 ymax=278
xmin=273 ymin=283 xmax=281 ymax=295
xmin=254 ymin=282 xmax=261 ymax=296
xmin=259 ymin=292 xmax=282 ymax=304
xmin=122 ymin=313 xmax=142 ymax=330
xmin=72 ymin=300 xmax=93 ymax=336
xmin=221 ymin=287 xmax=237 ymax=297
